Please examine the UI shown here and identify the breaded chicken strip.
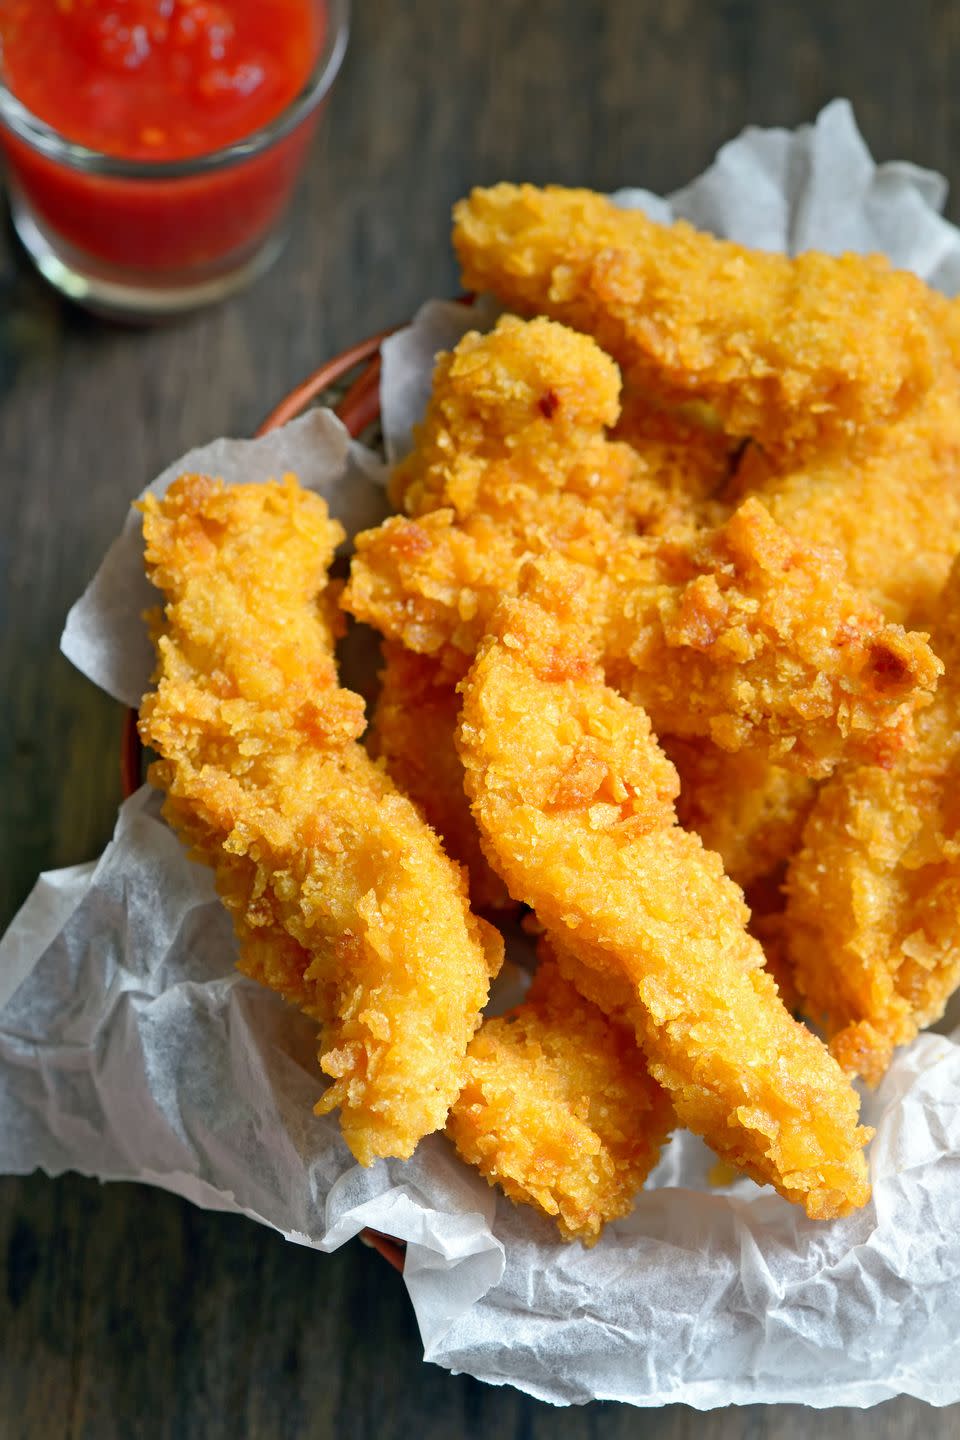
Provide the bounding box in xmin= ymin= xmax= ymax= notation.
xmin=453 ymin=184 xmax=946 ymax=458
xmin=447 ymin=946 xmax=674 ymax=1244
xmin=390 ymin=314 xmax=629 ymax=518
xmin=662 ymin=737 xmax=816 ymax=889
xmin=346 ymin=316 xmax=645 ymax=678
xmin=728 ymin=372 xmax=960 ymax=625
xmin=139 ymin=474 xmax=502 ymax=1166
xmin=391 ymin=314 xmax=731 ymax=535
xmin=786 ymin=556 xmax=960 ymax=1084
xmin=456 ymin=561 xmax=872 ymax=1219
xmin=347 ymin=493 xmax=941 ymax=778
xmin=369 ymin=643 xmax=512 ymax=911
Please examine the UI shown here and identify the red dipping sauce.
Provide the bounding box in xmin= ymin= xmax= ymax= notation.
xmin=0 ymin=0 xmax=348 ymax=313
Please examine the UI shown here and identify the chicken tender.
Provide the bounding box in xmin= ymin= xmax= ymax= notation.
xmin=456 ymin=560 xmax=872 ymax=1219
xmin=348 ymin=492 xmax=941 ymax=778
xmin=345 ymin=500 xmax=605 ymax=683
xmin=607 ymin=498 xmax=940 ymax=773
xmin=390 ymin=314 xmax=631 ymax=519
xmin=447 ymin=947 xmax=674 ymax=1243
xmin=392 ymin=313 xmax=731 ymax=535
xmin=345 ymin=316 xmax=647 ymax=680
xmin=786 ymin=556 xmax=960 ymax=1084
xmin=139 ymin=474 xmax=502 ymax=1166
xmin=453 ymin=183 xmax=946 ymax=458
xmin=369 ymin=643 xmax=512 ymax=911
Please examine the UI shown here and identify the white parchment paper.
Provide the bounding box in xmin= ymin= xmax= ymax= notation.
xmin=4 ymin=98 xmax=960 ymax=1408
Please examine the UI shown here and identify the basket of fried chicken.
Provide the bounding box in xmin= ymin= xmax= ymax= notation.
xmin=137 ymin=167 xmax=960 ymax=1238
xmin=11 ymin=103 xmax=960 ymax=1410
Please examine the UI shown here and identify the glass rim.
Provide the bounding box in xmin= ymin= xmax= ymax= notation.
xmin=0 ymin=0 xmax=349 ymax=180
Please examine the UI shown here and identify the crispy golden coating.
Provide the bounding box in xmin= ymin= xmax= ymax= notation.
xmin=453 ymin=183 xmax=946 ymax=458
xmin=662 ymin=736 xmax=816 ymax=889
xmin=729 ymin=372 xmax=960 ymax=624
xmin=391 ymin=313 xmax=732 ymax=536
xmin=606 ymin=498 xmax=941 ymax=774
xmin=786 ymin=557 xmax=960 ymax=1084
xmin=456 ymin=561 xmax=873 ymax=1219
xmin=447 ymin=949 xmax=674 ymax=1244
xmin=369 ymin=643 xmax=512 ymax=911
xmin=345 ymin=500 xmax=604 ymax=683
xmin=390 ymin=314 xmax=631 ymax=519
xmin=558 ymin=867 xmax=801 ymax=1016
xmin=346 ymin=315 xmax=640 ymax=678
xmin=139 ymin=474 xmax=502 ymax=1167
xmin=348 ymin=490 xmax=941 ymax=777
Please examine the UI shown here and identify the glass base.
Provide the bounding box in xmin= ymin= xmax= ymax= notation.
xmin=9 ymin=191 xmax=287 ymax=321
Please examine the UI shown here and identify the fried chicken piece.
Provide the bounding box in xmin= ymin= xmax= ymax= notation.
xmin=728 ymin=372 xmax=960 ymax=624
xmin=662 ymin=736 xmax=816 ymax=889
xmin=369 ymin=642 xmax=513 ymax=911
xmin=446 ymin=946 xmax=674 ymax=1244
xmin=347 ymin=492 xmax=941 ymax=778
xmin=453 ymin=183 xmax=946 ymax=459
xmin=346 ymin=316 xmax=646 ymax=680
xmin=456 ymin=560 xmax=872 ymax=1219
xmin=786 ymin=556 xmax=960 ymax=1084
xmin=139 ymin=474 xmax=502 ymax=1166
xmin=390 ymin=314 xmax=630 ymax=518
xmin=391 ymin=313 xmax=731 ymax=536
xmin=345 ymin=500 xmax=605 ymax=683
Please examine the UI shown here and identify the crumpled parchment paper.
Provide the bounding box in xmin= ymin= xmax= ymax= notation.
xmin=3 ymin=98 xmax=960 ymax=1409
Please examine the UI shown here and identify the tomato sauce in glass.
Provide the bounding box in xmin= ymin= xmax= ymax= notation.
xmin=0 ymin=0 xmax=320 ymax=161
xmin=0 ymin=0 xmax=328 ymax=276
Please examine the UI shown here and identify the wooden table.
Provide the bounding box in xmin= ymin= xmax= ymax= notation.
xmin=2 ymin=2 xmax=958 ymax=1434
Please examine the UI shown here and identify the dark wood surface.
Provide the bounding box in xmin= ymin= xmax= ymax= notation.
xmin=2 ymin=2 xmax=959 ymax=1434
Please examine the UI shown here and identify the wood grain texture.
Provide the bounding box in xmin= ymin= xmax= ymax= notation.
xmin=2 ymin=0 xmax=959 ymax=1433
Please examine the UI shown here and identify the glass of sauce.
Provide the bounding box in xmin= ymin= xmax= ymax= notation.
xmin=0 ymin=0 xmax=349 ymax=318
